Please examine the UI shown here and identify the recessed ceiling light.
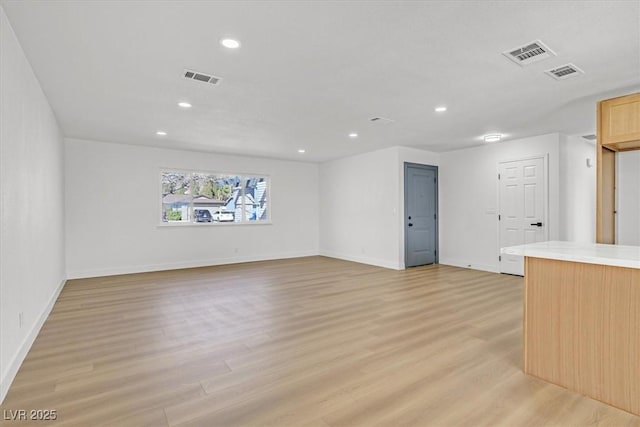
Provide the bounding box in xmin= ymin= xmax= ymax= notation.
xmin=484 ymin=134 xmax=502 ymax=143
xmin=349 ymin=133 xmax=358 ymax=138
xmin=178 ymin=102 xmax=192 ymax=108
xmin=435 ymin=106 xmax=447 ymax=112
xmin=156 ymin=131 xmax=167 ymax=136
xmin=298 ymin=149 xmax=306 ymax=153
xmin=221 ymin=38 xmax=241 ymax=49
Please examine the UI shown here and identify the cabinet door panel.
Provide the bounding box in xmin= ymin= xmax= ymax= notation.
xmin=600 ymin=92 xmax=640 ymax=148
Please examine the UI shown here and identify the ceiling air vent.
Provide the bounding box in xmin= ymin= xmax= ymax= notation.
xmin=545 ymin=63 xmax=584 ymax=80
xmin=503 ymin=40 xmax=556 ymax=66
xmin=183 ymin=69 xmax=221 ymax=85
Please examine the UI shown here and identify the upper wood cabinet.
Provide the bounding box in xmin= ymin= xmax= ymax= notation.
xmin=596 ymin=92 xmax=640 ymax=243
xmin=598 ymin=92 xmax=640 ymax=151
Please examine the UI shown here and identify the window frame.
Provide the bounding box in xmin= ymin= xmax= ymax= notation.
xmin=158 ymin=167 xmax=271 ymax=227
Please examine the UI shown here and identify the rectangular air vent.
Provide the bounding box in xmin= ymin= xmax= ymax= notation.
xmin=545 ymin=63 xmax=584 ymax=80
xmin=503 ymin=40 xmax=556 ymax=66
xmin=183 ymin=69 xmax=221 ymax=85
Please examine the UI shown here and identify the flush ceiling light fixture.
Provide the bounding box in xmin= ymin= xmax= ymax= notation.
xmin=156 ymin=131 xmax=167 ymax=136
xmin=484 ymin=134 xmax=502 ymax=143
xmin=298 ymin=149 xmax=306 ymax=153
xmin=434 ymin=106 xmax=447 ymax=112
xmin=178 ymin=102 xmax=192 ymax=108
xmin=221 ymin=38 xmax=241 ymax=49
xmin=349 ymin=132 xmax=358 ymax=138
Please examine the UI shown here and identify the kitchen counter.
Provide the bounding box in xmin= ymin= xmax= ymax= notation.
xmin=501 ymin=240 xmax=640 ymax=269
xmin=505 ymin=240 xmax=640 ymax=417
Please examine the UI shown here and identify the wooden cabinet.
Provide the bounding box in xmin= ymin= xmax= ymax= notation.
xmin=596 ymin=92 xmax=640 ymax=243
xmin=599 ymin=92 xmax=640 ymax=151
xmin=523 ymin=256 xmax=640 ymax=417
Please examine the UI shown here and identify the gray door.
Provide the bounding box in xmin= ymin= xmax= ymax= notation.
xmin=405 ymin=163 xmax=438 ymax=267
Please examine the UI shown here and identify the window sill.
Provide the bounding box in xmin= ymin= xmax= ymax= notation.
xmin=157 ymin=221 xmax=272 ymax=228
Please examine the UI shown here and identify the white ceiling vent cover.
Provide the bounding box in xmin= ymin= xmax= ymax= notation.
xmin=545 ymin=63 xmax=585 ymax=80
xmin=503 ymin=40 xmax=556 ymax=66
xmin=183 ymin=69 xmax=221 ymax=85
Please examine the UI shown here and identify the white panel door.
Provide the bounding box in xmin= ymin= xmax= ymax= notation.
xmin=499 ymin=157 xmax=547 ymax=275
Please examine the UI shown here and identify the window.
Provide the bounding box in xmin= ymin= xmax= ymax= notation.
xmin=161 ymin=170 xmax=269 ymax=224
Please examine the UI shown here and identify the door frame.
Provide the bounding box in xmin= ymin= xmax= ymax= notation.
xmin=404 ymin=162 xmax=439 ymax=268
xmin=496 ymin=154 xmax=549 ymax=273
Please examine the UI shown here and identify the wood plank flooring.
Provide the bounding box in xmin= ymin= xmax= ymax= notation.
xmin=1 ymin=256 xmax=639 ymax=426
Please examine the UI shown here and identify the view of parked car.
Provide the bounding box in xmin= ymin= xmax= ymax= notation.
xmin=212 ymin=209 xmax=234 ymax=222
xmin=194 ymin=209 xmax=212 ymax=223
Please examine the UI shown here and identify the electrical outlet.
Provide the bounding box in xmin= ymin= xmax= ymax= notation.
xmin=234 ymin=248 xmax=239 ymax=253
xmin=19 ymin=312 xmax=24 ymax=329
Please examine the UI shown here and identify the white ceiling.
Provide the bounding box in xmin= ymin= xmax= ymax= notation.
xmin=2 ymin=1 xmax=639 ymax=162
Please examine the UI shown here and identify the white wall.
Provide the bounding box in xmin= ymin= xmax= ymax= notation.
xmin=320 ymin=136 xmax=603 ymax=272
xmin=65 ymin=139 xmax=319 ymax=278
xmin=319 ymin=146 xmax=439 ymax=269
xmin=559 ymin=135 xmax=596 ymax=243
xmin=0 ymin=6 xmax=66 ymax=403
xmin=438 ymin=134 xmax=561 ymax=272
xmin=617 ymin=150 xmax=640 ymax=245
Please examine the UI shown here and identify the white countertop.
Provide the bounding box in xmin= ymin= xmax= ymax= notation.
xmin=501 ymin=241 xmax=640 ymax=269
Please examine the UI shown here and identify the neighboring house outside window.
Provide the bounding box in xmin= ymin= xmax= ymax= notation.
xmin=161 ymin=171 xmax=269 ymax=224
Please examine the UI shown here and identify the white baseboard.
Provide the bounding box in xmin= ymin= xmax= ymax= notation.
xmin=0 ymin=277 xmax=66 ymax=404
xmin=439 ymin=257 xmax=499 ymax=273
xmin=66 ymin=251 xmax=319 ymax=279
xmin=319 ymin=250 xmax=402 ymax=270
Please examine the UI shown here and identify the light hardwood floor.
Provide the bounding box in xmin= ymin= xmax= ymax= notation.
xmin=1 ymin=256 xmax=639 ymax=426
